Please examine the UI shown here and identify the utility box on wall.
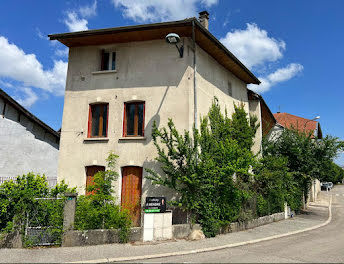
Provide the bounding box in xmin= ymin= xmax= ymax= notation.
xmin=143 ymin=197 xmax=172 ymax=241
xmin=143 ymin=211 xmax=172 ymax=241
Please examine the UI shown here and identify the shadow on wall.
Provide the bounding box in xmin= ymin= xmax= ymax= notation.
xmin=196 ymin=48 xmax=248 ymax=103
xmin=1 ymin=106 xmax=59 ymax=150
xmin=142 ymin=158 xmax=188 ymax=225
xmin=142 ymin=86 xmax=170 ymax=146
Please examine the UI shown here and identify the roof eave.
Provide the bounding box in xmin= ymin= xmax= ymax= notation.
xmin=0 ymin=89 xmax=60 ymax=139
xmin=49 ymin=18 xmax=260 ymax=85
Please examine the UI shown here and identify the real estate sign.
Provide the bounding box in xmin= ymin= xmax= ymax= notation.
xmin=144 ymin=197 xmax=166 ymax=213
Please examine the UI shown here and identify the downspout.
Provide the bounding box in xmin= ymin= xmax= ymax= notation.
xmin=192 ymin=20 xmax=198 ymax=128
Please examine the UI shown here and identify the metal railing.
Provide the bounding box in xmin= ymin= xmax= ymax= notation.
xmin=0 ymin=177 xmax=57 ymax=188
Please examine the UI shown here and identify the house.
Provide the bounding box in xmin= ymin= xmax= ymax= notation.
xmin=247 ymin=89 xmax=277 ymax=154
xmin=272 ymin=112 xmax=323 ymax=139
xmin=0 ymin=88 xmax=59 ymax=187
xmin=49 ymin=12 xmax=262 ymax=226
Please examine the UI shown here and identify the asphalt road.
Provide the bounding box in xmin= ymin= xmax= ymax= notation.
xmin=139 ymin=185 xmax=344 ymax=263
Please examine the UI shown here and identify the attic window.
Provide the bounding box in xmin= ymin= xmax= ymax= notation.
xmin=228 ymin=81 xmax=232 ymax=97
xmin=101 ymin=50 xmax=116 ymax=71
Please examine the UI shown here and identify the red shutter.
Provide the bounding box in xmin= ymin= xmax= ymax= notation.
xmin=123 ymin=103 xmax=126 ymax=137
xmin=142 ymin=102 xmax=145 ymax=136
xmin=100 ymin=49 xmax=105 ymax=71
xmin=87 ymin=105 xmax=92 ymax=138
xmin=106 ymin=104 xmax=109 ymax=137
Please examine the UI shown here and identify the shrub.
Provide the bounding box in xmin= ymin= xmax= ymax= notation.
xmin=0 ymin=173 xmax=75 ymax=245
xmin=74 ymin=152 xmax=131 ymax=243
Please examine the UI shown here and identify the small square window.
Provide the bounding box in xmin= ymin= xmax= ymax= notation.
xmin=88 ymin=103 xmax=108 ymax=138
xmin=101 ymin=50 xmax=116 ymax=71
xmin=228 ymin=81 xmax=232 ymax=97
xmin=123 ymin=102 xmax=145 ymax=137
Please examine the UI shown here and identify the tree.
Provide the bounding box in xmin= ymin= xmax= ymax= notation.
xmin=146 ymin=99 xmax=258 ymax=237
xmin=263 ymin=128 xmax=344 ymax=204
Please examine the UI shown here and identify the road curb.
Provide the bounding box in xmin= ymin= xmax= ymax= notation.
xmin=70 ymin=195 xmax=332 ymax=263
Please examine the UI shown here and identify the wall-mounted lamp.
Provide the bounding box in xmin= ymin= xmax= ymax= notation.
xmin=165 ymin=33 xmax=184 ymax=58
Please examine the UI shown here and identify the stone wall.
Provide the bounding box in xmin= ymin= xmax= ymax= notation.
xmin=60 ymin=212 xmax=285 ymax=247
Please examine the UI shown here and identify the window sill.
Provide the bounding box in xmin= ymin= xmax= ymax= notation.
xmin=92 ymin=70 xmax=117 ymax=75
xmin=84 ymin=138 xmax=109 ymax=142
xmin=118 ymin=137 xmax=146 ymax=141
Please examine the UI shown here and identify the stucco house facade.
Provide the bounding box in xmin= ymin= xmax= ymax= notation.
xmin=0 ymin=89 xmax=59 ymax=187
xmin=50 ymin=12 xmax=262 ymax=226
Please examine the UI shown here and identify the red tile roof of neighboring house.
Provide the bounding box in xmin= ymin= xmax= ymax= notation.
xmin=273 ymin=112 xmax=322 ymax=138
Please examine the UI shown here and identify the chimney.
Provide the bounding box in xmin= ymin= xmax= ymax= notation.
xmin=199 ymin=11 xmax=209 ymax=30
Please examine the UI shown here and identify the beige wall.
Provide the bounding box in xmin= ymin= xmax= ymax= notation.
xmin=195 ymin=44 xmax=249 ymax=123
xmin=58 ymin=38 xmax=255 ymax=207
xmin=59 ymin=40 xmax=194 ymax=202
xmin=248 ymin=99 xmax=263 ymax=155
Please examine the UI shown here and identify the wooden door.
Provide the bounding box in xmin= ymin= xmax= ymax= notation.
xmin=121 ymin=167 xmax=143 ymax=226
xmin=86 ymin=166 xmax=105 ymax=195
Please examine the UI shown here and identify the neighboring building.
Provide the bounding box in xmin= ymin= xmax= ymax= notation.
xmin=50 ymin=12 xmax=261 ymax=226
xmin=247 ymin=89 xmax=277 ymax=154
xmin=272 ymin=112 xmax=323 ymax=139
xmin=0 ymin=89 xmax=60 ymax=187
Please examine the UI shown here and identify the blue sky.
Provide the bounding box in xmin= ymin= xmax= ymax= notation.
xmin=0 ymin=0 xmax=343 ymax=165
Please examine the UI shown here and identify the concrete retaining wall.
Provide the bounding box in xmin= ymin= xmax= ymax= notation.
xmin=62 ymin=227 xmax=142 ymax=247
xmin=1 ymin=212 xmax=285 ymax=248
xmin=218 ymin=212 xmax=285 ymax=235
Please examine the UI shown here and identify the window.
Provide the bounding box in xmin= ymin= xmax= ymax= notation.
xmin=123 ymin=102 xmax=145 ymax=137
xmin=228 ymin=81 xmax=232 ymax=97
xmin=88 ymin=103 xmax=108 ymax=138
xmin=101 ymin=50 xmax=116 ymax=71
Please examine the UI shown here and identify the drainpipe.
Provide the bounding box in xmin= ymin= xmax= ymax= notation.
xmin=192 ymin=20 xmax=198 ymax=128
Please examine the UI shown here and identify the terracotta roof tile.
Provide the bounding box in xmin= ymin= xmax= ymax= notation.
xmin=273 ymin=112 xmax=318 ymax=135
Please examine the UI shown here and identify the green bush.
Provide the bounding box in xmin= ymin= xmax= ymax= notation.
xmin=146 ymin=98 xmax=258 ymax=237
xmin=74 ymin=152 xmax=131 ymax=243
xmin=0 ymin=173 xmax=75 ymax=245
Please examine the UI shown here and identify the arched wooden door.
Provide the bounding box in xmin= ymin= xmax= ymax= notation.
xmin=85 ymin=166 xmax=105 ymax=195
xmin=121 ymin=166 xmax=143 ymax=226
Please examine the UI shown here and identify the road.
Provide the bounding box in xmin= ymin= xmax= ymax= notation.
xmin=136 ymin=185 xmax=344 ymax=263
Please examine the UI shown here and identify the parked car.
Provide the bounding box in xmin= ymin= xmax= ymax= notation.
xmin=321 ymin=182 xmax=330 ymax=191
xmin=328 ymin=182 xmax=334 ymax=189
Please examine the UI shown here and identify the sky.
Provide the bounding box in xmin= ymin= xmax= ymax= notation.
xmin=0 ymin=0 xmax=343 ymax=165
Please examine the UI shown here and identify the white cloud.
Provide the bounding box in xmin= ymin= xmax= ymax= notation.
xmin=79 ymin=0 xmax=97 ymax=18
xmin=55 ymin=48 xmax=69 ymax=57
xmin=36 ymin=28 xmax=48 ymax=40
xmin=248 ymin=63 xmax=303 ymax=93
xmin=64 ymin=11 xmax=88 ymax=32
xmin=0 ymin=36 xmax=67 ymax=96
xmin=15 ymin=87 xmax=38 ymax=108
xmin=63 ymin=1 xmax=98 ymax=32
xmin=220 ymin=23 xmax=286 ymax=69
xmin=201 ymin=0 xmax=218 ymax=7
xmin=112 ymin=0 xmax=218 ymax=22
xmin=0 ymin=79 xmax=13 ymax=88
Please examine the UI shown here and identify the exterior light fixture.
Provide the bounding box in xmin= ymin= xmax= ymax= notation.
xmin=165 ymin=33 xmax=184 ymax=58
xmin=304 ymin=115 xmax=321 ymax=130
